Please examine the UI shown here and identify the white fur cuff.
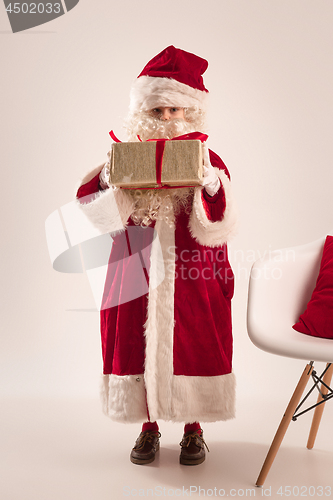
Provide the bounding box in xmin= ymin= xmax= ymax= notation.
xmin=189 ymin=168 xmax=238 ymax=247
xmin=78 ymin=187 xmax=134 ymax=236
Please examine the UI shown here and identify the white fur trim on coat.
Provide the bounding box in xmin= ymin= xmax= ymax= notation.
xmin=144 ymin=217 xmax=176 ymax=422
xmin=170 ymin=372 xmax=236 ymax=422
xmin=189 ymin=168 xmax=238 ymax=247
xmin=76 ymin=165 xmax=134 ymax=236
xmin=77 ymin=186 xmax=134 ymax=236
xmin=100 ymin=374 xmax=148 ymax=423
xmin=129 ymin=76 xmax=208 ymax=113
xmin=77 ymin=164 xmax=104 ymax=191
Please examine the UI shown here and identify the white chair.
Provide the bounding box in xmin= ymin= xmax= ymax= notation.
xmin=247 ymin=237 xmax=333 ymax=486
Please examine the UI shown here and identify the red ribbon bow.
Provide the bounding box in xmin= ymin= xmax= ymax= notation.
xmin=109 ymin=130 xmax=208 ymax=188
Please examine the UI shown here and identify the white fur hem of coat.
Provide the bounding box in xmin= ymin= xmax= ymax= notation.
xmin=169 ymin=372 xmax=236 ymax=422
xmin=100 ymin=374 xmax=148 ymax=423
xmin=189 ymin=168 xmax=238 ymax=247
xmin=100 ymin=372 xmax=236 ymax=423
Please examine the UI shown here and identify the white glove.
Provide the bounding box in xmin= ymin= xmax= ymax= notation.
xmin=201 ymin=143 xmax=220 ymax=197
xmin=99 ymin=150 xmax=112 ymax=189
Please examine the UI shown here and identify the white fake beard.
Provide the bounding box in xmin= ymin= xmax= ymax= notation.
xmin=125 ymin=111 xmax=200 ymax=142
xmin=129 ymin=186 xmax=194 ymax=227
xmin=123 ymin=111 xmax=202 ymax=226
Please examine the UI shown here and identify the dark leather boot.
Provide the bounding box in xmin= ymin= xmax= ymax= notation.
xmin=130 ymin=430 xmax=161 ymax=465
xmin=179 ymin=429 xmax=209 ymax=465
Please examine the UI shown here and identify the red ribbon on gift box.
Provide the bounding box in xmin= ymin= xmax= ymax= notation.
xmin=109 ymin=130 xmax=208 ymax=188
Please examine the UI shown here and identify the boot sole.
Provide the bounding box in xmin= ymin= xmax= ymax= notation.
xmin=130 ymin=442 xmax=159 ymax=465
xmin=179 ymin=455 xmax=205 ymax=466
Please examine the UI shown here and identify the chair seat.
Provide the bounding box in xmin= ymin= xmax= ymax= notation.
xmin=247 ymin=237 xmax=333 ymax=362
xmin=249 ymin=321 xmax=333 ymax=362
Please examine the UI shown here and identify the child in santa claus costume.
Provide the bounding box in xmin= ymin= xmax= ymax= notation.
xmin=76 ymin=46 xmax=237 ymax=466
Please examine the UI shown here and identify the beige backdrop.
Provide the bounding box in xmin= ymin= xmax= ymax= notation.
xmin=1 ymin=1 xmax=333 ymax=495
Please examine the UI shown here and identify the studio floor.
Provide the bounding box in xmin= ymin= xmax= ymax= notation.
xmin=2 ymin=395 xmax=333 ymax=500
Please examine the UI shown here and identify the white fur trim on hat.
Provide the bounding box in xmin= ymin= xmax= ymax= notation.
xmin=129 ymin=76 xmax=208 ymax=113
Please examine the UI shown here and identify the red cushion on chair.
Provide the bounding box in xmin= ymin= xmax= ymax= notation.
xmin=293 ymin=235 xmax=333 ymax=339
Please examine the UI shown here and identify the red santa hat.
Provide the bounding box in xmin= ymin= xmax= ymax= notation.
xmin=129 ymin=46 xmax=209 ymax=113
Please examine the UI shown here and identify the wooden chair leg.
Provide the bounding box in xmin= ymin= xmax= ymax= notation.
xmin=307 ymin=363 xmax=333 ymax=450
xmin=256 ymin=363 xmax=313 ymax=487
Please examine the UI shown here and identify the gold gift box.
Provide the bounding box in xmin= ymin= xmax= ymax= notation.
xmin=109 ymin=140 xmax=203 ymax=188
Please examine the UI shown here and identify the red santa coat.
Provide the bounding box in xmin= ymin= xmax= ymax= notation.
xmin=77 ymin=150 xmax=237 ymax=423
